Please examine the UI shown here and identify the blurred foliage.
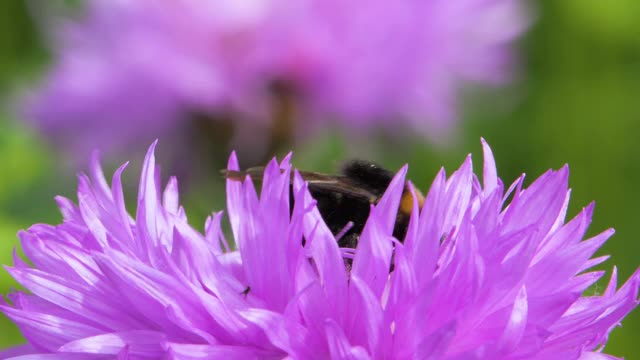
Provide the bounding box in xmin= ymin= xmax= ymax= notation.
xmin=0 ymin=217 xmax=22 ymax=348
xmin=0 ymin=0 xmax=47 ymax=90
xmin=1 ymin=0 xmax=639 ymax=356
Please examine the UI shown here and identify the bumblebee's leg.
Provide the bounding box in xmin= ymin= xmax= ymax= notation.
xmin=338 ymin=232 xmax=359 ymax=249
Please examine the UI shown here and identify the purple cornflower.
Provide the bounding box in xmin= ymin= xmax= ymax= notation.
xmin=22 ymin=0 xmax=529 ymax=158
xmin=2 ymin=140 xmax=639 ymax=358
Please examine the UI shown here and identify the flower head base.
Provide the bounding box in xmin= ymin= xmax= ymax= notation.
xmin=2 ymin=141 xmax=638 ymax=359
xmin=22 ymin=0 xmax=529 ymax=159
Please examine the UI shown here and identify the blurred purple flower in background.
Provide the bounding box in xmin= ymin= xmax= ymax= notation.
xmin=22 ymin=0 xmax=528 ymax=160
xmin=1 ymin=140 xmax=638 ymax=358
xmin=23 ymin=0 xmax=275 ymax=161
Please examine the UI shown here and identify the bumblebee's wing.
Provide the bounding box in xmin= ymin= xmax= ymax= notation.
xmin=222 ymin=167 xmax=267 ymax=181
xmin=222 ymin=167 xmax=379 ymax=203
xmin=298 ymin=171 xmax=380 ymax=203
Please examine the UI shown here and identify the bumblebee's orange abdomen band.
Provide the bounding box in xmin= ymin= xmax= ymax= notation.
xmin=399 ymin=184 xmax=425 ymax=215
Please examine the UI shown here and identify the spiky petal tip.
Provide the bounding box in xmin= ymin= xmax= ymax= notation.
xmin=1 ymin=140 xmax=638 ymax=359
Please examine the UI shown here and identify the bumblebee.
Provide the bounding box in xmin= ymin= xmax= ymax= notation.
xmin=223 ymin=159 xmax=424 ymax=249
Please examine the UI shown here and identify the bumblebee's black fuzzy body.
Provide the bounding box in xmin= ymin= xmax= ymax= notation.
xmin=313 ymin=160 xmax=397 ymax=248
xmin=224 ymin=159 xmax=422 ymax=250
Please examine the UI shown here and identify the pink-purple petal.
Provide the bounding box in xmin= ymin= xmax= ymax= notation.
xmin=1 ymin=141 xmax=638 ymax=359
xmin=58 ymin=330 xmax=166 ymax=356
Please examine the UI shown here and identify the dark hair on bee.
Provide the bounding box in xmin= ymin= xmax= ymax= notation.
xmin=223 ymin=159 xmax=424 ymax=251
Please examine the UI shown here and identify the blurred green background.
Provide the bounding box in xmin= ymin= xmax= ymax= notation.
xmin=1 ymin=0 xmax=639 ymax=356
